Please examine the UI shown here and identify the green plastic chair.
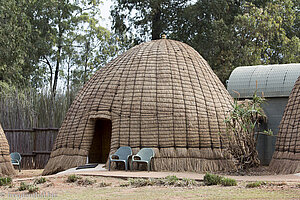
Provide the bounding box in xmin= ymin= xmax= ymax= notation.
xmin=10 ymin=152 xmax=22 ymax=172
xmin=108 ymin=146 xmax=132 ymax=171
xmin=131 ymin=148 xmax=155 ymax=172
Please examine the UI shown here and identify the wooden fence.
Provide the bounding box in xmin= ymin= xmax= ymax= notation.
xmin=4 ymin=128 xmax=58 ymax=169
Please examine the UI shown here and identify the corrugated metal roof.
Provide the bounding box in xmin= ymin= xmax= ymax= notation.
xmin=227 ymin=63 xmax=300 ymax=98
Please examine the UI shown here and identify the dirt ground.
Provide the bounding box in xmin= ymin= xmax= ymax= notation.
xmin=0 ymin=169 xmax=299 ymax=199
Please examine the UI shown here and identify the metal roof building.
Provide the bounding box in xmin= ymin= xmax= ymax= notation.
xmin=227 ymin=64 xmax=300 ymax=98
xmin=227 ymin=63 xmax=300 ymax=165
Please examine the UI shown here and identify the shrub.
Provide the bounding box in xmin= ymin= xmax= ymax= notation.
xmin=128 ymin=178 xmax=155 ymax=187
xmin=77 ymin=178 xmax=95 ymax=186
xmin=119 ymin=182 xmax=130 ymax=187
xmin=34 ymin=177 xmax=47 ymax=184
xmin=0 ymin=177 xmax=12 ymax=186
xmin=203 ymin=173 xmax=223 ymax=185
xmin=220 ymin=178 xmax=237 ymax=186
xmin=18 ymin=182 xmax=28 ymax=191
xmin=164 ymin=175 xmax=179 ymax=185
xmin=99 ymin=181 xmax=112 ymax=187
xmin=246 ymin=181 xmax=266 ymax=188
xmin=67 ymin=174 xmax=81 ymax=183
xmin=28 ymin=185 xmax=39 ymax=193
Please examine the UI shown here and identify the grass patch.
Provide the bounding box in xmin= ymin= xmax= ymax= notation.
xmin=0 ymin=177 xmax=12 ymax=186
xmin=220 ymin=177 xmax=237 ymax=186
xmin=246 ymin=181 xmax=267 ymax=188
xmin=34 ymin=177 xmax=47 ymax=184
xmin=67 ymin=174 xmax=81 ymax=183
xmin=98 ymin=181 xmax=112 ymax=187
xmin=204 ymin=173 xmax=237 ymax=187
xmin=127 ymin=176 xmax=199 ymax=187
xmin=203 ymin=173 xmax=223 ymax=185
xmin=28 ymin=185 xmax=39 ymax=193
xmin=18 ymin=182 xmax=29 ymax=191
xmin=77 ymin=178 xmax=96 ymax=186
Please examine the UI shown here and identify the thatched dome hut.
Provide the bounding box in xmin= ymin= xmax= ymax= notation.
xmin=269 ymin=75 xmax=300 ymax=174
xmin=0 ymin=124 xmax=15 ymax=176
xmin=43 ymin=39 xmax=235 ymax=175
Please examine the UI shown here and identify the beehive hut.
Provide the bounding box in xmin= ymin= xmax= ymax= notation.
xmin=43 ymin=39 xmax=235 ymax=175
xmin=0 ymin=124 xmax=15 ymax=176
xmin=227 ymin=64 xmax=300 ymax=165
xmin=269 ymin=76 xmax=300 ymax=174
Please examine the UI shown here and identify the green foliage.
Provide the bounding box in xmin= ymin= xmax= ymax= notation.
xmin=246 ymin=181 xmax=267 ymax=188
xmin=18 ymin=182 xmax=29 ymax=191
xmin=111 ymin=0 xmax=190 ymax=41
xmin=203 ymin=173 xmax=223 ymax=185
xmin=77 ymin=178 xmax=96 ymax=186
xmin=27 ymin=185 xmax=39 ymax=193
xmin=204 ymin=173 xmax=237 ymax=187
xmin=128 ymin=178 xmax=156 ymax=187
xmin=67 ymin=174 xmax=81 ymax=183
xmin=0 ymin=177 xmax=12 ymax=186
xmin=164 ymin=175 xmax=179 ymax=185
xmin=225 ymin=91 xmax=268 ymax=170
xmin=34 ymin=177 xmax=47 ymax=184
xmin=128 ymin=176 xmax=198 ymax=187
xmin=220 ymin=178 xmax=237 ymax=186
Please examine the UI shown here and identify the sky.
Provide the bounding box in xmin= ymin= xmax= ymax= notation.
xmin=100 ymin=0 xmax=113 ymax=30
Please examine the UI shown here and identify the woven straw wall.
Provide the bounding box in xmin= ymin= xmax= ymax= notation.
xmin=0 ymin=124 xmax=15 ymax=176
xmin=43 ymin=39 xmax=235 ymax=175
xmin=269 ymin=76 xmax=300 ymax=174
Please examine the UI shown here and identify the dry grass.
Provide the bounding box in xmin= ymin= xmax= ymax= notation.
xmin=0 ymin=173 xmax=299 ymax=200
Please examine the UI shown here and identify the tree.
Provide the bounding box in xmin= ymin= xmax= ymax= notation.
xmin=225 ymin=92 xmax=272 ymax=170
xmin=0 ymin=0 xmax=51 ymax=88
xmin=233 ymin=0 xmax=300 ymax=66
xmin=171 ymin=0 xmax=299 ymax=83
xmin=111 ymin=0 xmax=190 ymax=42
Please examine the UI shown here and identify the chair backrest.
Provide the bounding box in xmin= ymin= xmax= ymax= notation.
xmin=10 ymin=152 xmax=21 ymax=162
xmin=114 ymin=146 xmax=132 ymax=160
xmin=136 ymin=148 xmax=154 ymax=161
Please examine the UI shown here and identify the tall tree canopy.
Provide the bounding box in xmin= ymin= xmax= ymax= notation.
xmin=111 ymin=0 xmax=190 ymax=42
xmin=111 ymin=0 xmax=300 ymax=83
xmin=0 ymin=0 xmax=125 ymax=94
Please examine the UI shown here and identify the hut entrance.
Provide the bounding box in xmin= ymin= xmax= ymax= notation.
xmin=88 ymin=119 xmax=112 ymax=163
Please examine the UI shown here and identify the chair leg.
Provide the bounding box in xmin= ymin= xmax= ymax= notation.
xmin=108 ymin=160 xmax=111 ymax=171
xmin=125 ymin=161 xmax=128 ymax=171
xmin=19 ymin=165 xmax=21 ymax=172
xmin=131 ymin=161 xmax=134 ymax=171
xmin=147 ymin=163 xmax=150 ymax=172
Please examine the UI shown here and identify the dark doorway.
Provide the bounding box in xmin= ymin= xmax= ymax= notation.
xmin=88 ymin=119 xmax=112 ymax=163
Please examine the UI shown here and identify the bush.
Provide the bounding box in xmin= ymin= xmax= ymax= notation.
xmin=164 ymin=175 xmax=179 ymax=185
xmin=246 ymin=181 xmax=266 ymax=188
xmin=18 ymin=182 xmax=28 ymax=191
xmin=203 ymin=173 xmax=223 ymax=185
xmin=0 ymin=177 xmax=12 ymax=186
xmin=128 ymin=178 xmax=155 ymax=187
xmin=67 ymin=174 xmax=81 ymax=183
xmin=77 ymin=178 xmax=95 ymax=186
xmin=34 ymin=177 xmax=47 ymax=184
xmin=119 ymin=182 xmax=130 ymax=187
xmin=220 ymin=178 xmax=237 ymax=186
xmin=28 ymin=185 xmax=39 ymax=193
xmin=99 ymin=181 xmax=112 ymax=187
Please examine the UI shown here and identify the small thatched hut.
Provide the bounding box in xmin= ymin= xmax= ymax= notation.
xmin=0 ymin=124 xmax=15 ymax=176
xmin=43 ymin=39 xmax=235 ymax=175
xmin=269 ymin=76 xmax=300 ymax=174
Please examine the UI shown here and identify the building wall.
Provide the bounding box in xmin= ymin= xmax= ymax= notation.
xmin=257 ymin=97 xmax=288 ymax=165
